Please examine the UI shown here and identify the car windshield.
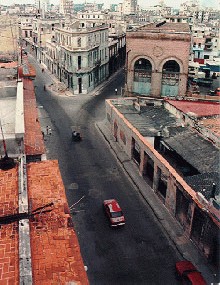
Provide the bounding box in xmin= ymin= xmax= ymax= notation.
xmin=111 ymin=211 xmax=123 ymax=218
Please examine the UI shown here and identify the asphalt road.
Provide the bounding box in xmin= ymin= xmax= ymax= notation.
xmin=31 ymin=57 xmax=182 ymax=285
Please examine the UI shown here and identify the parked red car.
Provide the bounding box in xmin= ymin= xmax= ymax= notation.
xmin=214 ymin=87 xmax=220 ymax=96
xmin=175 ymin=260 xmax=207 ymax=285
xmin=103 ymin=199 xmax=125 ymax=227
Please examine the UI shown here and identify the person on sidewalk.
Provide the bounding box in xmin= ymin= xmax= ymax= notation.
xmin=115 ymin=88 xmax=118 ymax=95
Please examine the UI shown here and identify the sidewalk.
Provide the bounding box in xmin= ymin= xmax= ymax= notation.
xmin=96 ymin=120 xmax=218 ymax=285
xmin=39 ymin=58 xmax=123 ymax=97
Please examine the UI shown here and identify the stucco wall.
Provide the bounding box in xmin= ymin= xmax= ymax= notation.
xmin=126 ymin=31 xmax=191 ymax=97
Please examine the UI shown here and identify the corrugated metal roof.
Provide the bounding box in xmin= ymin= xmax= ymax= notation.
xmin=185 ymin=172 xmax=219 ymax=200
xmin=116 ymin=105 xmax=177 ymax=137
xmin=163 ymin=129 xmax=219 ymax=173
xmin=114 ymin=102 xmax=219 ymax=174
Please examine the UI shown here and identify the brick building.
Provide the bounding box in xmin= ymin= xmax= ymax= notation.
xmin=125 ymin=22 xmax=191 ymax=98
xmin=105 ymin=96 xmax=220 ymax=270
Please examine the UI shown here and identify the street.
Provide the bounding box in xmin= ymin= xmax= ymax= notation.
xmin=31 ymin=57 xmax=182 ymax=285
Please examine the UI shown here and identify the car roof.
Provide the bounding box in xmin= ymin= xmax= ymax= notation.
xmin=104 ymin=199 xmax=122 ymax=212
xmin=187 ymin=271 xmax=207 ymax=285
xmin=175 ymin=260 xmax=197 ymax=274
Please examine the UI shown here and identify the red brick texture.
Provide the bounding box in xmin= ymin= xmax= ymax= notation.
xmin=27 ymin=160 xmax=89 ymax=285
xmin=23 ymin=78 xmax=45 ymax=156
xmin=0 ymin=168 xmax=19 ymax=285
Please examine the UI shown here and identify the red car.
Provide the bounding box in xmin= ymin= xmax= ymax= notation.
xmin=214 ymin=87 xmax=220 ymax=96
xmin=175 ymin=260 xmax=207 ymax=285
xmin=103 ymin=199 xmax=125 ymax=227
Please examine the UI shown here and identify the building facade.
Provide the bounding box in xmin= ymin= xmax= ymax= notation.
xmin=105 ymin=96 xmax=220 ymax=270
xmin=59 ymin=0 xmax=73 ymax=15
xmin=44 ymin=22 xmax=109 ymax=94
xmin=126 ymin=22 xmax=191 ymax=98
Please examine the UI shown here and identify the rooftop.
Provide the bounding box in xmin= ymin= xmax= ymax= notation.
xmin=0 ymin=160 xmax=89 ymax=284
xmin=166 ymin=100 xmax=220 ymax=118
xmin=111 ymin=98 xmax=219 ymax=199
xmin=137 ymin=22 xmax=190 ymax=33
xmin=23 ymin=78 xmax=45 ymax=156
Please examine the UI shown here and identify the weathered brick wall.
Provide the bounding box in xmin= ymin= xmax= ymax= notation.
xmin=126 ymin=31 xmax=191 ymax=97
xmin=105 ymin=99 xmax=197 ymax=217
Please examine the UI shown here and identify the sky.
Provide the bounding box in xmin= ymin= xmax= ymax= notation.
xmin=3 ymin=0 xmax=219 ymax=9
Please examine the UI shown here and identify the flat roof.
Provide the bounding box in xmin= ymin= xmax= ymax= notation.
xmin=162 ymin=128 xmax=219 ymax=173
xmin=166 ymin=100 xmax=220 ymax=117
xmin=112 ymin=99 xmax=219 ymax=185
xmin=115 ymin=104 xmax=177 ymax=137
xmin=137 ymin=22 xmax=190 ymax=33
xmin=0 ymin=160 xmax=89 ymax=284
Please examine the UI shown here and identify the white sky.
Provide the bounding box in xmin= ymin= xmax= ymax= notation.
xmin=3 ymin=0 xmax=219 ymax=9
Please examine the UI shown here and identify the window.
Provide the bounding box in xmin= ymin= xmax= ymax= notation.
xmin=78 ymin=56 xmax=81 ymax=69
xmin=77 ymin=37 xmax=81 ymax=47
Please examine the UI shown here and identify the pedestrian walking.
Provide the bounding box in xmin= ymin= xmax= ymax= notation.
xmin=44 ymin=85 xmax=46 ymax=91
xmin=42 ymin=68 xmax=44 ymax=73
xmin=115 ymin=88 xmax=118 ymax=95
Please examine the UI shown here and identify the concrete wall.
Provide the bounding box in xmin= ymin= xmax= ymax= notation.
xmin=15 ymin=80 xmax=25 ymax=140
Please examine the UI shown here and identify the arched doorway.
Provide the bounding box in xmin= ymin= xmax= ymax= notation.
xmin=133 ymin=58 xmax=152 ymax=95
xmin=161 ymin=60 xmax=180 ymax=97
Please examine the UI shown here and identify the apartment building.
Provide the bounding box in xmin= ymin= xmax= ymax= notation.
xmin=59 ymin=0 xmax=73 ymax=15
xmin=191 ymin=24 xmax=220 ymax=64
xmin=77 ymin=10 xmax=126 ymax=76
xmin=44 ymin=21 xmax=109 ymax=94
xmin=122 ymin=0 xmax=138 ymax=15
xmin=20 ymin=16 xmax=62 ymax=63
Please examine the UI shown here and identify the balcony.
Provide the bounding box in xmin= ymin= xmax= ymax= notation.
xmin=95 ymin=59 xmax=101 ymax=66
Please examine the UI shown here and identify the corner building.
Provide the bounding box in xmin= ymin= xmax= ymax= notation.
xmin=126 ymin=22 xmax=191 ymax=98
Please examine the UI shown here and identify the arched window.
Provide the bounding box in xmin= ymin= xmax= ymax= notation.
xmin=163 ymin=60 xmax=180 ymax=73
xmin=133 ymin=58 xmax=152 ymax=95
xmin=134 ymin=58 xmax=152 ymax=82
xmin=161 ymin=60 xmax=180 ymax=97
